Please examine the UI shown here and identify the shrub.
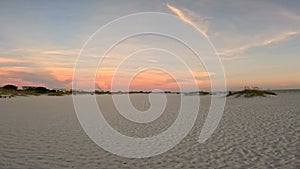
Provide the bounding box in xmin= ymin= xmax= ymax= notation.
xmin=2 ymin=84 xmax=18 ymax=90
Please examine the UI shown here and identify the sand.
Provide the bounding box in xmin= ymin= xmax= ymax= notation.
xmin=0 ymin=91 xmax=299 ymax=168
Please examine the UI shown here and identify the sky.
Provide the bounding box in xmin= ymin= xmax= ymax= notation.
xmin=0 ymin=0 xmax=299 ymax=91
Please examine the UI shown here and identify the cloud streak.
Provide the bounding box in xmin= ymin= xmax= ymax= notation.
xmin=217 ymin=30 xmax=300 ymax=57
xmin=166 ymin=2 xmax=300 ymax=59
xmin=166 ymin=3 xmax=209 ymax=38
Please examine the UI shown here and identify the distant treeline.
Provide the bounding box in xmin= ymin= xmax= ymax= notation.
xmin=0 ymin=84 xmax=184 ymax=97
xmin=1 ymin=84 xmax=280 ymax=98
xmin=0 ymin=84 xmax=71 ymax=96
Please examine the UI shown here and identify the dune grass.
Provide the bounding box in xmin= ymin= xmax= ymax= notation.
xmin=227 ymin=88 xmax=277 ymax=98
xmin=185 ymin=91 xmax=210 ymax=96
xmin=0 ymin=87 xmax=69 ymax=97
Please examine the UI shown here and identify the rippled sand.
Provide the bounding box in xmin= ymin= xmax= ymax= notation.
xmin=0 ymin=91 xmax=299 ymax=168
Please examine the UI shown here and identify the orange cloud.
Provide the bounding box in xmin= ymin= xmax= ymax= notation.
xmin=94 ymin=68 xmax=214 ymax=91
xmin=45 ymin=67 xmax=73 ymax=82
xmin=129 ymin=70 xmax=179 ymax=91
xmin=0 ymin=58 xmax=21 ymax=63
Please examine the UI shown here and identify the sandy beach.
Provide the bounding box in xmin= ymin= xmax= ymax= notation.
xmin=0 ymin=91 xmax=299 ymax=168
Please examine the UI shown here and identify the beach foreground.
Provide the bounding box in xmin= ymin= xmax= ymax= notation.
xmin=0 ymin=91 xmax=299 ymax=168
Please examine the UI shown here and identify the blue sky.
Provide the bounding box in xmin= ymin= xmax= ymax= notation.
xmin=0 ymin=0 xmax=299 ymax=90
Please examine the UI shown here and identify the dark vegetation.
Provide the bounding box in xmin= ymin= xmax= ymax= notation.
xmin=94 ymin=90 xmax=111 ymax=95
xmin=0 ymin=84 xmax=71 ymax=97
xmin=185 ymin=91 xmax=210 ymax=96
xmin=1 ymin=84 xmax=182 ymax=97
xmin=1 ymin=84 xmax=279 ymax=98
xmin=227 ymin=87 xmax=277 ymax=98
xmin=3 ymin=84 xmax=18 ymax=90
xmin=128 ymin=91 xmax=152 ymax=94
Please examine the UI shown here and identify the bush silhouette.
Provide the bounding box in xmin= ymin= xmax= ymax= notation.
xmin=2 ymin=84 xmax=18 ymax=90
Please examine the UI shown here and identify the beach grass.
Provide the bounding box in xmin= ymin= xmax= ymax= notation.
xmin=227 ymin=88 xmax=277 ymax=98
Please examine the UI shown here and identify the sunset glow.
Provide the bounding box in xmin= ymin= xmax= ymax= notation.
xmin=0 ymin=1 xmax=299 ymax=90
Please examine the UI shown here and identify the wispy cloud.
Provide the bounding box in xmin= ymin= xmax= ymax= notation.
xmin=41 ymin=49 xmax=80 ymax=56
xmin=166 ymin=3 xmax=209 ymax=38
xmin=217 ymin=30 xmax=300 ymax=57
xmin=0 ymin=58 xmax=20 ymax=63
xmin=279 ymin=9 xmax=300 ymax=22
xmin=166 ymin=2 xmax=300 ymax=60
xmin=7 ymin=48 xmax=80 ymax=57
